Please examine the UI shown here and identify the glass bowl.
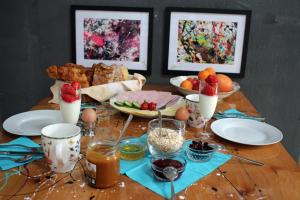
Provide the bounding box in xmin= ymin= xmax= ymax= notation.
xmin=147 ymin=118 xmax=185 ymax=157
xmin=186 ymin=140 xmax=216 ymax=162
xmin=119 ymin=139 xmax=146 ymax=161
xmin=151 ymin=155 xmax=186 ymax=181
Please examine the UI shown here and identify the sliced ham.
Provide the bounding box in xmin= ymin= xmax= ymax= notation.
xmin=114 ymin=90 xmax=181 ymax=108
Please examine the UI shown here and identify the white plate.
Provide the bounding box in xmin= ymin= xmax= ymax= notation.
xmin=110 ymin=94 xmax=185 ymax=118
xmin=211 ymin=118 xmax=283 ymax=145
xmin=170 ymin=75 xmax=240 ymax=100
xmin=3 ymin=110 xmax=63 ymax=136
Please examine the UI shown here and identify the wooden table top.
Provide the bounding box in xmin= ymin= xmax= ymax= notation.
xmin=0 ymin=84 xmax=300 ymax=200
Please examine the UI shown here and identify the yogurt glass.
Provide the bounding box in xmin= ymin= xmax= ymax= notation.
xmin=198 ymin=80 xmax=218 ymax=140
xmin=60 ymin=82 xmax=81 ymax=124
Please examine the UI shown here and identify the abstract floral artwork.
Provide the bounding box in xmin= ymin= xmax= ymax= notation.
xmin=83 ymin=18 xmax=141 ymax=62
xmin=177 ymin=20 xmax=237 ymax=64
xmin=164 ymin=8 xmax=251 ymax=77
xmin=72 ymin=6 xmax=153 ymax=74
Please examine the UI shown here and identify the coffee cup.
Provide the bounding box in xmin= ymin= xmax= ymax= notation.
xmin=41 ymin=123 xmax=81 ymax=173
xmin=186 ymin=94 xmax=205 ymax=128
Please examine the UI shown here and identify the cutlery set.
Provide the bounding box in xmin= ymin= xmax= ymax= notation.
xmin=0 ymin=144 xmax=44 ymax=163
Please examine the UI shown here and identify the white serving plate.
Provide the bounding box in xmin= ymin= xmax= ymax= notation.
xmin=3 ymin=110 xmax=63 ymax=136
xmin=110 ymin=96 xmax=185 ymax=118
xmin=211 ymin=118 xmax=283 ymax=145
xmin=170 ymin=75 xmax=240 ymax=100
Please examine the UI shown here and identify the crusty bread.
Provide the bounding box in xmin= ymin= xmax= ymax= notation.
xmin=92 ymin=63 xmax=114 ymax=85
xmin=46 ymin=63 xmax=129 ymax=88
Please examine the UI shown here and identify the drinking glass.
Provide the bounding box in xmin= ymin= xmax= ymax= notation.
xmin=197 ymin=80 xmax=218 ymax=140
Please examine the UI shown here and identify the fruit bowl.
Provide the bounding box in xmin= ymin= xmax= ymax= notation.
xmin=185 ymin=140 xmax=216 ymax=162
xmin=170 ymin=75 xmax=240 ymax=100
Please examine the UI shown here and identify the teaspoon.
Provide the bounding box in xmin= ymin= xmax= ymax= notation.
xmin=163 ymin=166 xmax=178 ymax=200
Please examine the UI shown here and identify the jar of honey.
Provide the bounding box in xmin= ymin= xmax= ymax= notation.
xmin=86 ymin=142 xmax=120 ymax=188
xmin=85 ymin=126 xmax=121 ymax=188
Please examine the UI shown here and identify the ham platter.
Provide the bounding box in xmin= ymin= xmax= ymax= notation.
xmin=109 ymin=91 xmax=185 ymax=118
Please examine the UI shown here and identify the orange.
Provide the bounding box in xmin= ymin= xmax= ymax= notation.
xmin=205 ymin=67 xmax=216 ymax=75
xmin=180 ymin=80 xmax=193 ymax=90
xmin=198 ymin=70 xmax=210 ymax=80
xmin=216 ymin=74 xmax=233 ymax=92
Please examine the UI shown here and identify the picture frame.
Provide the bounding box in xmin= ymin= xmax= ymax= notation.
xmin=71 ymin=5 xmax=153 ymax=75
xmin=163 ymin=7 xmax=251 ymax=77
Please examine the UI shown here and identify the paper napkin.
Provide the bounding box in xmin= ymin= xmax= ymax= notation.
xmin=120 ymin=135 xmax=232 ymax=199
xmin=213 ymin=108 xmax=265 ymax=121
xmin=0 ymin=137 xmax=44 ymax=171
xmin=126 ymin=151 xmax=231 ymax=199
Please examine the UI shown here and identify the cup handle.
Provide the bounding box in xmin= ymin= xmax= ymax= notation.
xmin=54 ymin=142 xmax=65 ymax=165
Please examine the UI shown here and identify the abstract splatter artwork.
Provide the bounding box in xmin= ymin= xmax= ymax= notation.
xmin=83 ymin=18 xmax=141 ymax=62
xmin=177 ymin=20 xmax=237 ymax=64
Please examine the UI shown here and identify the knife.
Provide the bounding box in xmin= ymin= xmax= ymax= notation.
xmin=0 ymin=151 xmax=44 ymax=156
xmin=214 ymin=114 xmax=265 ymax=121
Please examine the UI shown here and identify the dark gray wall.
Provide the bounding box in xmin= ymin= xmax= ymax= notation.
xmin=1 ymin=0 xmax=300 ymax=161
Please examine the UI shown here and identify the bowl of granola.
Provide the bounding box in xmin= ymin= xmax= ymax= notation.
xmin=147 ymin=118 xmax=185 ymax=156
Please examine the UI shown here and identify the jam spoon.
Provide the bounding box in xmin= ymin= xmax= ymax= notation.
xmin=163 ymin=166 xmax=178 ymax=200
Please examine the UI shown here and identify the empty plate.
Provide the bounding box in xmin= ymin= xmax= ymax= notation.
xmin=211 ymin=118 xmax=283 ymax=145
xmin=3 ymin=110 xmax=63 ymax=136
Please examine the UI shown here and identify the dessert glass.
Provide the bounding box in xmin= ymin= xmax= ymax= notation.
xmin=59 ymin=83 xmax=81 ymax=124
xmin=198 ymin=80 xmax=218 ymax=140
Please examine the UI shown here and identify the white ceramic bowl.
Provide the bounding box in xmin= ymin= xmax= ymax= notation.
xmin=169 ymin=75 xmax=240 ymax=100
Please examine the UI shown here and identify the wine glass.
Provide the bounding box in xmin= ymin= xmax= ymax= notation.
xmin=197 ymin=79 xmax=218 ymax=140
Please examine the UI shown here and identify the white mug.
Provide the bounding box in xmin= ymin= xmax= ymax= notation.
xmin=186 ymin=94 xmax=205 ymax=128
xmin=41 ymin=123 xmax=81 ymax=173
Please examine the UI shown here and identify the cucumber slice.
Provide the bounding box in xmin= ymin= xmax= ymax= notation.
xmin=124 ymin=101 xmax=133 ymax=108
xmin=132 ymin=102 xmax=140 ymax=109
xmin=114 ymin=101 xmax=124 ymax=107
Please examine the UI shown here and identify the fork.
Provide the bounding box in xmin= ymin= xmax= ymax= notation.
xmin=0 ymin=144 xmax=43 ymax=152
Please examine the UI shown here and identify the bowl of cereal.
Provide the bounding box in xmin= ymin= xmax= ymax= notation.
xmin=147 ymin=118 xmax=185 ymax=156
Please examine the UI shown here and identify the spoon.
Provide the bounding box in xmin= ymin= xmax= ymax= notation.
xmin=0 ymin=155 xmax=33 ymax=163
xmin=212 ymin=144 xmax=264 ymax=166
xmin=158 ymin=110 xmax=163 ymax=133
xmin=163 ymin=166 xmax=178 ymax=200
xmin=115 ymin=114 xmax=133 ymax=145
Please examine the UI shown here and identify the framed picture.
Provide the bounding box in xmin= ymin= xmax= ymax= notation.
xmin=163 ymin=7 xmax=251 ymax=77
xmin=71 ymin=6 xmax=153 ymax=75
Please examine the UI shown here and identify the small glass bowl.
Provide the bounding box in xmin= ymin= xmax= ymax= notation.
xmin=119 ymin=139 xmax=147 ymax=161
xmin=151 ymin=155 xmax=186 ymax=181
xmin=186 ymin=142 xmax=216 ymax=162
xmin=147 ymin=118 xmax=185 ymax=157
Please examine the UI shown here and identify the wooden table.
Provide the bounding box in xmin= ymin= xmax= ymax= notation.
xmin=0 ymin=84 xmax=300 ymax=200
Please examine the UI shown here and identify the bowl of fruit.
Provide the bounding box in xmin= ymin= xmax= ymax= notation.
xmin=170 ymin=67 xmax=240 ymax=100
xmin=186 ymin=140 xmax=216 ymax=162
